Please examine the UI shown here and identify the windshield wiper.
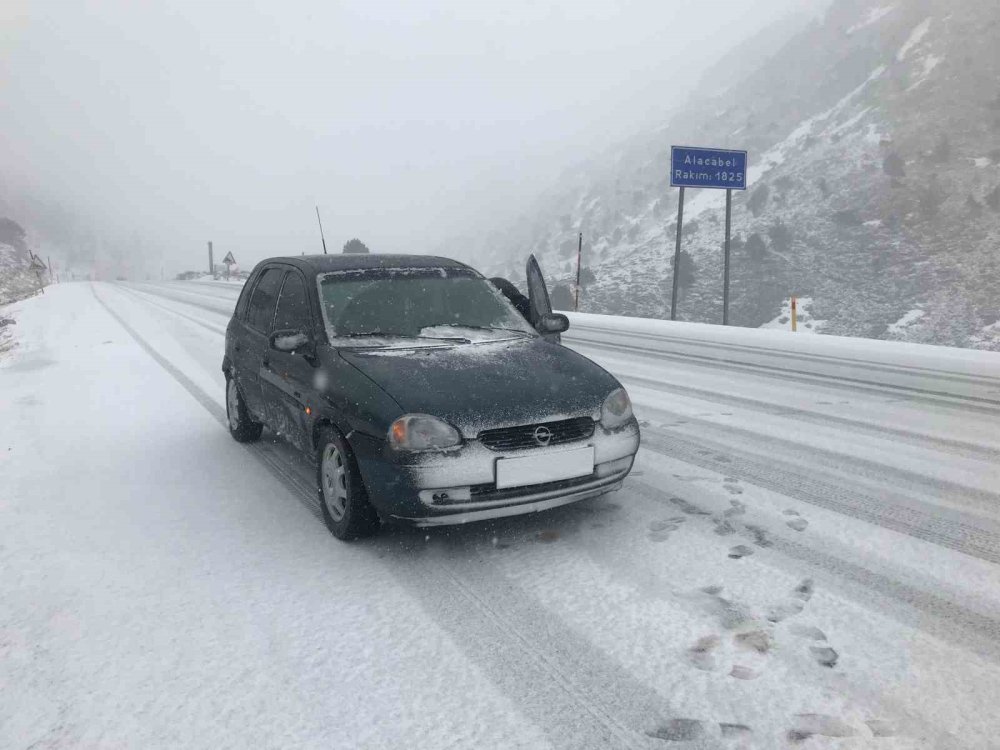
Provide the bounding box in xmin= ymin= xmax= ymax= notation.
xmin=421 ymin=323 xmax=533 ymax=337
xmin=336 ymin=330 xmax=471 ymax=345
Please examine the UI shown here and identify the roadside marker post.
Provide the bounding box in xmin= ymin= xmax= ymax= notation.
xmin=208 ymin=241 xmax=214 ymax=276
xmin=29 ymin=254 xmax=47 ymax=294
xmin=669 ymin=146 xmax=747 ymax=323
xmin=791 ymin=296 xmax=798 ymax=332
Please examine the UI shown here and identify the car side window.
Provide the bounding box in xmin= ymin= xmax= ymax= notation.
xmin=272 ymin=272 xmax=312 ymax=331
xmin=246 ymin=268 xmax=284 ymax=333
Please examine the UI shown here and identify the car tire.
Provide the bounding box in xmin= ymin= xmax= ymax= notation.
xmin=316 ymin=425 xmax=379 ymax=540
xmin=226 ymin=376 xmax=263 ymax=443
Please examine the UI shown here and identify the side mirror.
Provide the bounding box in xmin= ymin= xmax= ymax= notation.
xmin=269 ymin=329 xmax=315 ymax=357
xmin=537 ymin=313 xmax=569 ymax=335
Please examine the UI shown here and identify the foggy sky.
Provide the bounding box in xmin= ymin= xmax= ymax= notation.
xmin=1 ymin=0 xmax=813 ymax=274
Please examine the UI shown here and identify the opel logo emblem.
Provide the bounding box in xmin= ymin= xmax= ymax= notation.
xmin=533 ymin=425 xmax=552 ymax=446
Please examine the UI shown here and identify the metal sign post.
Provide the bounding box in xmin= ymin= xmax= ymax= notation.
xmin=669 ymin=145 xmax=747 ymax=324
xmin=222 ymin=251 xmax=236 ymax=281
xmin=723 ymin=189 xmax=732 ymax=325
xmin=573 ymin=232 xmax=582 ymax=311
xmin=669 ymin=188 xmax=685 ymax=321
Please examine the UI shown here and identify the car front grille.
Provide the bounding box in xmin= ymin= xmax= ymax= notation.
xmin=467 ymin=472 xmax=599 ymax=502
xmin=477 ymin=416 xmax=595 ymax=452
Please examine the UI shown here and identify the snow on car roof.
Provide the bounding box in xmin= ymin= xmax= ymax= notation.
xmin=257 ymin=254 xmax=472 ymax=275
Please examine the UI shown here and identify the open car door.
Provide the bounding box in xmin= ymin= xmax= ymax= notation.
xmin=526 ymin=254 xmax=560 ymax=342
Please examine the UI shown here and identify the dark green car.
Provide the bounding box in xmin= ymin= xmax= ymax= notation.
xmin=223 ymin=253 xmax=640 ymax=539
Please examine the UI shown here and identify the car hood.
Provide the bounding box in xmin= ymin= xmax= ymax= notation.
xmin=338 ymin=337 xmax=620 ymax=436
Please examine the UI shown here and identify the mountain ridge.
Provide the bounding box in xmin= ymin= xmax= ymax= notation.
xmin=472 ymin=0 xmax=1000 ymax=350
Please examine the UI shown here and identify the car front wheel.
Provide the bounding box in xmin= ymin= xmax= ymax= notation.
xmin=226 ymin=376 xmax=263 ymax=443
xmin=316 ymin=426 xmax=379 ymax=540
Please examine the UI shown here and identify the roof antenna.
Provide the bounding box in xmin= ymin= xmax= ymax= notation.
xmin=315 ymin=205 xmax=328 ymax=254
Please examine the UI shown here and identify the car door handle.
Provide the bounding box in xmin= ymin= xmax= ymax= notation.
xmin=262 ymin=356 xmax=270 ymax=368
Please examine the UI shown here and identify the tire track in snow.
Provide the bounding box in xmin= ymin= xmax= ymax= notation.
xmin=121 ymin=283 xmax=236 ymax=316
xmin=569 ymin=336 xmax=1000 ymax=415
xmin=601 ymin=366 xmax=1000 ymax=464
xmin=94 ymin=283 xmax=673 ymax=750
xmin=93 ymin=284 xmax=322 ymax=518
xmin=638 ymin=405 xmax=1000 ymax=517
xmin=568 ymin=322 xmax=1000 ymax=396
xmin=115 ymin=284 xmax=228 ymax=335
xmin=638 ymin=428 xmax=1000 ymax=565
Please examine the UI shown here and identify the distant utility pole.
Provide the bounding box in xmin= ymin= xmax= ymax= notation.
xmin=208 ymin=241 xmax=214 ymax=275
xmin=573 ymin=232 xmax=583 ymax=311
xmin=315 ymin=206 xmax=328 ymax=254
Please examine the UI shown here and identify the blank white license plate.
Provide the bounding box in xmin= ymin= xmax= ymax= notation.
xmin=495 ymin=446 xmax=595 ymax=490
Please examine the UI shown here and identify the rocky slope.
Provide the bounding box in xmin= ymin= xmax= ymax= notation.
xmin=474 ymin=0 xmax=1000 ymax=350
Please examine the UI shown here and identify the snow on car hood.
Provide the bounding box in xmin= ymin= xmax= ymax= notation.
xmin=338 ymin=337 xmax=620 ymax=436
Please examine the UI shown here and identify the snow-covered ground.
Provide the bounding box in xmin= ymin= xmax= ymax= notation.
xmin=3 ymin=281 xmax=1000 ymax=749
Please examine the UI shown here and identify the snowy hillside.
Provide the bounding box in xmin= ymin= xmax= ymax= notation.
xmin=473 ymin=0 xmax=1000 ymax=350
xmin=0 ymin=243 xmax=39 ymax=305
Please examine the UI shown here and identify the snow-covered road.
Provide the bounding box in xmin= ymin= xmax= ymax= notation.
xmin=3 ymin=281 xmax=1000 ymax=749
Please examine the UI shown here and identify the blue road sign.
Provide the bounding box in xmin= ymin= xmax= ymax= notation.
xmin=670 ymin=146 xmax=747 ymax=190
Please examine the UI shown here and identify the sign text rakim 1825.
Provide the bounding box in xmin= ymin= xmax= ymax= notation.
xmin=670 ymin=146 xmax=748 ymax=191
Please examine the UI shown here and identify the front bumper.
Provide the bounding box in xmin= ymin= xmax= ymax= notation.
xmin=349 ymin=417 xmax=640 ymax=524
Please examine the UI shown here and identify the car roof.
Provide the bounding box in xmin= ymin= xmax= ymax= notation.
xmin=256 ymin=254 xmax=476 ymax=276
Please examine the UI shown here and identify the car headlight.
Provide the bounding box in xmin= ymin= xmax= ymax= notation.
xmin=601 ymin=388 xmax=633 ymax=429
xmin=388 ymin=414 xmax=462 ymax=451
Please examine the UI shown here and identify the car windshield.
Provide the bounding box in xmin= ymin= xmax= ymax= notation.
xmin=318 ymin=267 xmax=535 ymax=345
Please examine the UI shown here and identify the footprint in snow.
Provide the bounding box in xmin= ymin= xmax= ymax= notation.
xmin=648 ymin=718 xmax=705 ymax=742
xmin=787 ymin=713 xmax=856 ymax=741
xmin=734 ymin=629 xmax=772 ymax=654
xmin=810 ymin=646 xmax=839 ymax=668
xmin=719 ymin=722 xmax=752 ymax=738
xmin=783 ymin=509 xmax=799 ymax=516
xmin=704 ymin=594 xmax=753 ymax=630
xmin=669 ymin=497 xmax=710 ymax=515
xmin=689 ymin=585 xmax=752 ymax=629
xmin=648 ymin=516 xmax=686 ymax=542
xmin=744 ymin=524 xmax=773 ymax=548
xmin=793 ymin=578 xmax=814 ymax=601
xmin=687 ymin=635 xmax=720 ymax=671
xmin=865 ymin=719 xmax=896 ymax=737
xmin=723 ymin=499 xmax=746 ymax=517
xmin=789 ymin=624 xmax=826 ymax=641
xmin=723 ymin=484 xmax=744 ymax=496
xmin=714 ymin=454 xmax=732 ymax=463
xmin=768 ymin=601 xmax=804 ymax=623
xmin=767 ymin=579 xmax=813 ymax=622
xmin=713 ymin=518 xmax=737 ymax=536
xmin=729 ymin=664 xmax=761 ymax=680
xmin=728 ymin=544 xmax=754 ymax=559
xmin=786 ymin=517 xmax=809 ymax=532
